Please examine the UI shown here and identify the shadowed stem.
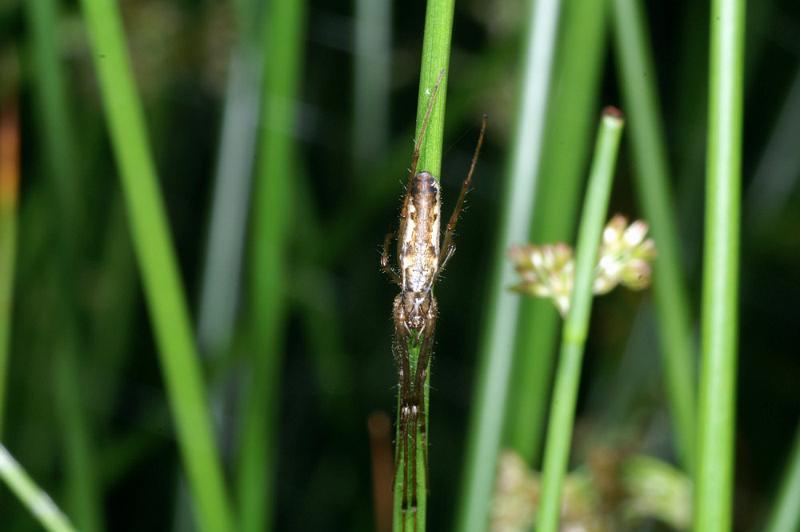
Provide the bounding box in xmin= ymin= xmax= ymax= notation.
xmin=611 ymin=0 xmax=697 ymax=472
xmin=0 ymin=100 xmax=19 ymax=437
xmin=236 ymin=0 xmax=306 ymax=530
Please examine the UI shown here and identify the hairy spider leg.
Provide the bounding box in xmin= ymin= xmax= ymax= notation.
xmin=439 ymin=114 xmax=488 ymax=274
xmin=412 ymin=315 xmax=436 ymax=497
xmin=396 ymin=307 xmax=437 ymax=532
xmin=408 ymin=70 xmax=446 ymax=187
xmin=381 ymin=232 xmax=402 ymax=286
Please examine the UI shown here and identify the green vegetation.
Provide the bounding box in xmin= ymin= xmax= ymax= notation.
xmin=695 ymin=0 xmax=745 ymax=529
xmin=536 ymin=110 xmax=624 ymax=532
xmin=1 ymin=0 xmax=797 ymax=531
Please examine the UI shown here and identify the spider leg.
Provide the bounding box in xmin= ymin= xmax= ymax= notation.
xmin=381 ymin=232 xmax=402 ymax=286
xmin=439 ymin=115 xmax=487 ymax=275
xmin=413 ymin=306 xmax=436 ymax=495
xmin=393 ymin=324 xmax=415 ymax=532
xmin=408 ymin=70 xmax=446 ymax=187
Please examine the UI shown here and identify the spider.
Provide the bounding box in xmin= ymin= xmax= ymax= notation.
xmin=380 ymin=70 xmax=486 ymax=531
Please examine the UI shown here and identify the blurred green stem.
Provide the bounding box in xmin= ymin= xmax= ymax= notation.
xmin=764 ymin=423 xmax=800 ymax=532
xmin=236 ymin=0 xmax=306 ymax=530
xmin=536 ymin=109 xmax=624 ymax=532
xmin=0 ymin=102 xmax=18 ymax=437
xmin=78 ymin=0 xmax=234 ymax=530
xmin=197 ymin=1 xmax=263 ymax=356
xmin=695 ymin=0 xmax=744 ymax=529
xmin=0 ymin=444 xmax=77 ymax=532
xmin=27 ymin=1 xmax=105 ymax=528
xmin=611 ymin=0 xmax=697 ymax=472
xmin=353 ymin=0 xmax=391 ymax=164
xmin=506 ymin=0 xmax=608 ymax=465
xmin=53 ymin=343 xmax=102 ymax=532
xmin=456 ymin=0 xmax=562 ymax=529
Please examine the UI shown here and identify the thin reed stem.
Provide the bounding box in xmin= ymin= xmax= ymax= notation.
xmin=0 ymin=444 xmax=77 ymax=532
xmin=236 ymin=0 xmax=306 ymax=530
xmin=611 ymin=0 xmax=697 ymax=472
xmin=391 ymin=2 xmax=455 ymax=530
xmin=27 ymin=1 xmax=104 ymax=527
xmin=353 ymin=0 xmax=391 ymax=164
xmin=77 ymin=1 xmax=234 ymax=530
xmin=0 ymin=101 xmax=19 ymax=437
xmin=695 ymin=0 xmax=745 ymax=529
xmin=506 ymin=0 xmax=608 ymax=465
xmin=456 ymin=0 xmax=563 ymax=529
xmin=536 ymin=109 xmax=624 ymax=532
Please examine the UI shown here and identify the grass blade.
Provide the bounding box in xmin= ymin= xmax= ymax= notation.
xmin=456 ymin=0 xmax=563 ymax=529
xmin=197 ymin=22 xmax=263 ymax=357
xmin=236 ymin=0 xmax=306 ymax=529
xmin=77 ymin=1 xmax=234 ymax=530
xmin=0 ymin=100 xmax=19 ymax=437
xmin=694 ymin=0 xmax=745 ymax=529
xmin=611 ymin=0 xmax=697 ymax=472
xmin=536 ymin=109 xmax=624 ymax=532
xmin=26 ymin=2 xmax=105 ymax=527
xmin=353 ymin=0 xmax=391 ymax=164
xmin=0 ymin=444 xmax=77 ymax=532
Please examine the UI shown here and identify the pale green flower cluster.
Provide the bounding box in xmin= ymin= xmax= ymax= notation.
xmin=508 ymin=215 xmax=656 ymax=316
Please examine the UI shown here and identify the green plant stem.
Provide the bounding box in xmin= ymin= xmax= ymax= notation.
xmin=0 ymin=444 xmax=77 ymax=532
xmin=611 ymin=0 xmax=697 ymax=472
xmin=0 ymin=102 xmax=18 ymax=438
xmin=197 ymin=0 xmax=263 ymax=357
xmin=77 ymin=1 xmax=234 ymax=531
xmin=536 ymin=110 xmax=624 ymax=532
xmin=53 ymin=343 xmax=102 ymax=532
xmin=27 ymin=2 xmax=105 ymax=527
xmin=353 ymin=0 xmax=391 ymax=164
xmin=764 ymin=423 xmax=800 ymax=532
xmin=414 ymin=0 xmax=454 ymax=177
xmin=506 ymin=0 xmax=608 ymax=465
xmin=236 ymin=0 xmax=306 ymax=530
xmin=456 ymin=0 xmax=562 ymax=529
xmin=390 ymin=2 xmax=455 ymax=530
xmin=695 ymin=0 xmax=744 ymax=530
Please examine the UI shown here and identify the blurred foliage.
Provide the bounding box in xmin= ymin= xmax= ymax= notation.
xmin=0 ymin=0 xmax=797 ymax=530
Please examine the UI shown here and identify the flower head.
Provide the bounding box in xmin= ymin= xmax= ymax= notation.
xmin=508 ymin=215 xmax=656 ymax=315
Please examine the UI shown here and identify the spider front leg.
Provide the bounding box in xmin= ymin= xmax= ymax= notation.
xmin=381 ymin=232 xmax=402 ymax=286
xmin=398 ymin=327 xmax=434 ymax=532
xmin=439 ymin=115 xmax=487 ymax=275
xmin=392 ymin=303 xmax=416 ymax=528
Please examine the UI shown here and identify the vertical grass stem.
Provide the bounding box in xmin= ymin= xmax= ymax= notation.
xmin=0 ymin=445 xmax=77 ymax=532
xmin=77 ymin=1 xmax=234 ymax=530
xmin=694 ymin=0 xmax=744 ymax=529
xmin=536 ymin=110 xmax=624 ymax=532
xmin=611 ymin=0 xmax=697 ymax=471
xmin=236 ymin=0 xmax=306 ymax=530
